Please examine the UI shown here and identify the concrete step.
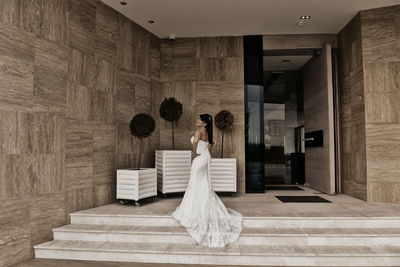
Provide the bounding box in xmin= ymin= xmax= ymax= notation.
xmin=34 ymin=240 xmax=400 ymax=266
xmin=70 ymin=212 xmax=400 ymax=228
xmin=53 ymin=224 xmax=400 ymax=246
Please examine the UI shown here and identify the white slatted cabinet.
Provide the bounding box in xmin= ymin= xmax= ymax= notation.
xmin=156 ymin=150 xmax=191 ymax=195
xmin=210 ymin=158 xmax=237 ymax=192
xmin=117 ymin=168 xmax=157 ymax=205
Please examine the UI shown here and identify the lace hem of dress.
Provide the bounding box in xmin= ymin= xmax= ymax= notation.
xmin=171 ymin=206 xmax=243 ymax=248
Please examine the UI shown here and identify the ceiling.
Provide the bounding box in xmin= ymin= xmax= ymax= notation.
xmin=102 ymin=0 xmax=400 ymax=38
xmin=263 ymin=55 xmax=313 ymax=71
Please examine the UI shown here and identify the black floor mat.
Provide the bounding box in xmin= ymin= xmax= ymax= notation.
xmin=266 ymin=185 xmax=304 ymax=191
xmin=275 ymin=196 xmax=331 ymax=203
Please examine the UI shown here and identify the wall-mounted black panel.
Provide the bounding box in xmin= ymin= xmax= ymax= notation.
xmin=244 ymin=36 xmax=263 ymax=85
xmin=304 ymin=130 xmax=323 ymax=147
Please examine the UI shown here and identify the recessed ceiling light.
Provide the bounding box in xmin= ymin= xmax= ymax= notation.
xmin=120 ymin=1 xmax=127 ymax=5
xmin=148 ymin=20 xmax=154 ymax=24
xmin=300 ymin=16 xmax=311 ymax=19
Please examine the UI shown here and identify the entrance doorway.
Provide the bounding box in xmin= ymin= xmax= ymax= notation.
xmin=262 ymin=44 xmax=337 ymax=194
xmin=263 ymin=45 xmax=337 ymax=194
xmin=263 ymin=69 xmax=305 ymax=186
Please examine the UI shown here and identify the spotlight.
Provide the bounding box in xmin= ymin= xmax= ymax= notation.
xmin=300 ymin=16 xmax=311 ymax=19
xmin=120 ymin=1 xmax=127 ymax=5
xmin=148 ymin=20 xmax=154 ymax=24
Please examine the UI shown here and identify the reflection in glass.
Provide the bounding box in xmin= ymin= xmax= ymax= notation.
xmin=264 ymin=71 xmax=304 ymax=185
xmin=245 ymin=84 xmax=265 ymax=192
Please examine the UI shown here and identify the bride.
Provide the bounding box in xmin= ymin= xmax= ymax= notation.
xmin=171 ymin=113 xmax=243 ymax=248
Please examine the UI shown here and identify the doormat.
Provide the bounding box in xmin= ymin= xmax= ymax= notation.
xmin=266 ymin=185 xmax=304 ymax=191
xmin=275 ymin=196 xmax=331 ymax=203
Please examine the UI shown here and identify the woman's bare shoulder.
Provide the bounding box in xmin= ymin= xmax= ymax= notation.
xmin=194 ymin=128 xmax=206 ymax=134
xmin=192 ymin=129 xmax=201 ymax=135
xmin=194 ymin=129 xmax=203 ymax=136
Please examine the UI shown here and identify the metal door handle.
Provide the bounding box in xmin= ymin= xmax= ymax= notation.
xmin=302 ymin=138 xmax=314 ymax=141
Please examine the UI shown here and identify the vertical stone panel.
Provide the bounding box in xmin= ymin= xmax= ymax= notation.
xmin=133 ymin=25 xmax=150 ymax=76
xmin=33 ymin=38 xmax=68 ymax=113
xmin=0 ymin=111 xmax=32 ymax=155
xmin=0 ymin=199 xmax=31 ymax=265
xmin=0 ymin=0 xmax=22 ymax=27
xmin=65 ymin=187 xmax=94 ymax=218
xmin=361 ymin=6 xmax=400 ymax=203
xmin=67 ymin=0 xmax=96 ymax=52
xmin=65 ymin=119 xmax=93 ymax=190
xmin=39 ymin=0 xmax=67 ymax=44
xmin=338 ymin=13 xmax=367 ymax=200
xmin=338 ymin=5 xmax=400 ymax=202
xmin=29 ymin=194 xmax=66 ymax=247
xmin=0 ymin=23 xmax=34 ymax=112
xmin=93 ymin=57 xmax=116 ymax=93
xmin=68 ymin=48 xmax=95 ymax=87
xmin=0 ymin=154 xmax=30 ymax=200
xmin=93 ymin=123 xmax=116 ymax=184
xmin=160 ymin=39 xmax=198 ymax=81
xmin=90 ymin=89 xmax=115 ymax=124
xmin=95 ymin=1 xmax=117 ymax=62
xmin=94 ymin=182 xmax=115 ymax=206
xmin=117 ymin=15 xmax=134 ymax=72
xmin=0 ymin=0 xmax=161 ymax=264
xmin=66 ymin=83 xmax=92 ymax=121
xmin=134 ymin=76 xmax=152 ymax=114
xmin=150 ymin=35 xmax=161 ymax=79
xmin=116 ymin=69 xmax=135 ymax=123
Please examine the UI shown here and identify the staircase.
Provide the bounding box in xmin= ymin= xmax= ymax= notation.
xmin=34 ymin=210 xmax=400 ymax=266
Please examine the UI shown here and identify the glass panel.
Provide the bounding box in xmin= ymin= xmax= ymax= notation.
xmin=245 ymin=84 xmax=265 ymax=192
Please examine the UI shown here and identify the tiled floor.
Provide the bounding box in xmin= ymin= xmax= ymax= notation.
xmin=73 ymin=186 xmax=400 ymax=218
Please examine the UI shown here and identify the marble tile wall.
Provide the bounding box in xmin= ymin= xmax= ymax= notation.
xmin=159 ymin=37 xmax=245 ymax=193
xmin=361 ymin=5 xmax=400 ymax=203
xmin=338 ymin=5 xmax=400 ymax=203
xmin=338 ymin=13 xmax=368 ymax=200
xmin=0 ymin=0 xmax=160 ymax=265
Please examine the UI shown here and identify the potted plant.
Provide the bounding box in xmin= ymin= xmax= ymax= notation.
xmin=129 ymin=113 xmax=156 ymax=169
xmin=159 ymin=97 xmax=183 ymax=150
xmin=156 ymin=97 xmax=191 ymax=197
xmin=211 ymin=110 xmax=237 ymax=193
xmin=117 ymin=113 xmax=157 ymax=206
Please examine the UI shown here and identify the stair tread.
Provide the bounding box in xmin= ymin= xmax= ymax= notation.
xmin=71 ymin=211 xmax=400 ymax=220
xmin=35 ymin=240 xmax=400 ymax=256
xmin=55 ymin=224 xmax=400 ymax=236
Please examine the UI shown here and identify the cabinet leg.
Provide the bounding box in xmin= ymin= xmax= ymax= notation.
xmin=134 ymin=201 xmax=140 ymax=207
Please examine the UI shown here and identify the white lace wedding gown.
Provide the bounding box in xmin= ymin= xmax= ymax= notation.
xmin=171 ymin=136 xmax=243 ymax=248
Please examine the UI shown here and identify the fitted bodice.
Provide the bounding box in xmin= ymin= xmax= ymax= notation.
xmin=191 ymin=136 xmax=209 ymax=154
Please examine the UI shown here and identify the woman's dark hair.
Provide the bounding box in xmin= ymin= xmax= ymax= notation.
xmin=200 ymin=113 xmax=213 ymax=144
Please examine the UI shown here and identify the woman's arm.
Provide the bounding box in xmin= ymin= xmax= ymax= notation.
xmin=191 ymin=130 xmax=202 ymax=160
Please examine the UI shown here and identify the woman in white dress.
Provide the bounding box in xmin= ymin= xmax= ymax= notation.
xmin=171 ymin=113 xmax=243 ymax=248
